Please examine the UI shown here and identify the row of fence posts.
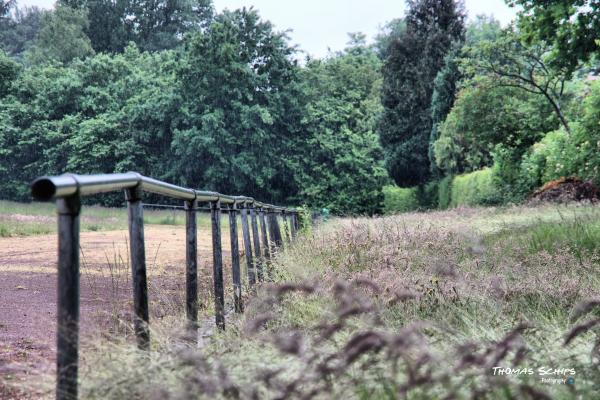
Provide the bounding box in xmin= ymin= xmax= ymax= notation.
xmin=56 ymin=191 xmax=298 ymax=399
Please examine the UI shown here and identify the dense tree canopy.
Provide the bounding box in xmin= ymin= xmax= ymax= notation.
xmin=1 ymin=0 xmax=599 ymax=214
xmin=379 ymin=0 xmax=465 ymax=187
xmin=508 ymin=0 xmax=600 ymax=73
xmin=433 ymin=81 xmax=558 ymax=174
xmin=293 ymin=38 xmax=389 ymax=214
xmin=26 ymin=5 xmax=94 ymax=64
xmin=173 ymin=7 xmax=298 ymax=202
xmin=0 ymin=4 xmax=43 ymax=60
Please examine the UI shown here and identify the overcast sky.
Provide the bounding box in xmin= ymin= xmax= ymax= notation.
xmin=16 ymin=0 xmax=517 ymax=58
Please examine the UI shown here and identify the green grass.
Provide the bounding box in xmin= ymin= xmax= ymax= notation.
xmin=0 ymin=200 xmax=225 ymax=237
xmin=528 ymin=218 xmax=600 ymax=256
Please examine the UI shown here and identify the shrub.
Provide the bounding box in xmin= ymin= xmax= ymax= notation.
xmin=450 ymin=167 xmax=501 ymax=207
xmin=382 ymin=185 xmax=419 ymax=214
xmin=415 ymin=180 xmax=440 ymax=210
xmin=516 ymin=80 xmax=600 ymax=195
xmin=519 ymin=129 xmax=571 ymax=193
xmin=438 ymin=175 xmax=453 ymax=209
xmin=296 ymin=205 xmax=313 ymax=233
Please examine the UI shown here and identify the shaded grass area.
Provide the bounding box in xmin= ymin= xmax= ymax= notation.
xmin=0 ymin=200 xmax=228 ymax=237
xmin=15 ymin=204 xmax=600 ymax=399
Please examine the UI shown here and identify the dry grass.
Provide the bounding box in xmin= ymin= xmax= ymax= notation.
xmin=15 ymin=204 xmax=600 ymax=399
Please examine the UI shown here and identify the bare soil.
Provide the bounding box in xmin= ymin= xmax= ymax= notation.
xmin=0 ymin=225 xmax=236 ymax=398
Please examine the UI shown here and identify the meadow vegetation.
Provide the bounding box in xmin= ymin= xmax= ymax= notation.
xmin=0 ymin=200 xmax=224 ymax=237
xmin=17 ymin=204 xmax=596 ymax=399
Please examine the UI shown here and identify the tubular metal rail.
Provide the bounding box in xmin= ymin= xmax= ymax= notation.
xmin=30 ymin=172 xmax=299 ymax=400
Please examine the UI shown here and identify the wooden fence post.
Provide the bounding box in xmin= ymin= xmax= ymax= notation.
xmin=240 ymin=205 xmax=255 ymax=285
xmin=184 ymin=199 xmax=198 ymax=331
xmin=250 ymin=206 xmax=263 ymax=282
xmin=56 ymin=195 xmax=81 ymax=400
xmin=259 ymin=208 xmax=271 ymax=267
xmin=125 ymin=186 xmax=150 ymax=350
xmin=210 ymin=200 xmax=225 ymax=329
xmin=229 ymin=203 xmax=243 ymax=313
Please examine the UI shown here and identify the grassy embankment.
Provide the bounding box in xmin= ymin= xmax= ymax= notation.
xmin=9 ymin=202 xmax=600 ymax=399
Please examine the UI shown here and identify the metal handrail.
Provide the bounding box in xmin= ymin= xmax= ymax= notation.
xmin=31 ymin=172 xmax=295 ymax=212
xmin=30 ymin=171 xmax=300 ymax=400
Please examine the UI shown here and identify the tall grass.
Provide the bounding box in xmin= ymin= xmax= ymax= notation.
xmin=16 ymin=204 xmax=588 ymax=399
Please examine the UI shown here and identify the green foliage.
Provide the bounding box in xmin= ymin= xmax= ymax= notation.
xmin=518 ymin=129 xmax=571 ymax=192
xmin=429 ymin=44 xmax=462 ymax=176
xmin=465 ymin=14 xmax=502 ymax=45
xmin=438 ymin=175 xmax=453 ymax=209
xmin=0 ymin=45 xmax=181 ymax=201
xmin=373 ymin=18 xmax=405 ymax=59
xmin=433 ymin=81 xmax=558 ymax=175
xmin=415 ymin=180 xmax=440 ymax=210
xmin=0 ymin=5 xmax=393 ymax=215
xmin=296 ymin=205 xmax=312 ymax=234
xmin=463 ymin=27 xmax=571 ymax=132
xmin=0 ymin=5 xmax=44 ymax=60
xmin=0 ymin=50 xmax=18 ymax=96
xmin=509 ymin=0 xmax=600 ymax=73
xmin=516 ymin=79 xmax=600 ymax=194
xmin=450 ymin=167 xmax=501 ymax=207
xmin=25 ymin=5 xmax=94 ymax=65
xmin=382 ymin=185 xmax=419 ymax=214
xmin=379 ymin=0 xmax=465 ymax=186
xmin=173 ymin=8 xmax=298 ymax=204
xmin=60 ymin=0 xmax=214 ymax=53
xmin=293 ymin=38 xmax=389 ymax=215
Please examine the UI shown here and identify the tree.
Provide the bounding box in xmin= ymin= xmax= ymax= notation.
xmin=0 ymin=0 xmax=14 ymax=16
xmin=429 ymin=44 xmax=462 ymax=176
xmin=428 ymin=15 xmax=503 ymax=176
xmin=128 ymin=0 xmax=214 ymax=51
xmin=432 ymin=80 xmax=558 ymax=174
xmin=373 ymin=18 xmax=405 ymax=59
xmin=0 ymin=5 xmax=45 ymax=59
xmin=466 ymin=14 xmax=502 ymax=45
xmin=25 ymin=5 xmax=94 ymax=65
xmin=293 ymin=37 xmax=389 ymax=214
xmin=464 ymin=28 xmax=572 ymax=133
xmin=60 ymin=0 xmax=214 ymax=53
xmin=0 ymin=44 xmax=183 ymax=201
xmin=508 ymin=0 xmax=600 ymax=73
xmin=0 ymin=50 xmax=18 ymax=96
xmin=173 ymin=7 xmax=299 ymax=203
xmin=379 ymin=0 xmax=465 ymax=187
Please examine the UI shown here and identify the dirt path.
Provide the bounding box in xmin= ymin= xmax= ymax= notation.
xmin=0 ymin=225 xmax=236 ymax=397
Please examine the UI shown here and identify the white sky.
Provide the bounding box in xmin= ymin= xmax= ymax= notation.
xmin=16 ymin=0 xmax=517 ymax=58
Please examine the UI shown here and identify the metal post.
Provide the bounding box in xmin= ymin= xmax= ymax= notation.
xmin=210 ymin=200 xmax=225 ymax=329
xmin=185 ymin=199 xmax=198 ymax=330
xmin=250 ymin=206 xmax=263 ymax=282
xmin=229 ymin=203 xmax=243 ymax=313
xmin=282 ymin=211 xmax=291 ymax=243
xmin=240 ymin=205 xmax=255 ymax=285
xmin=269 ymin=210 xmax=284 ymax=248
xmin=125 ymin=186 xmax=150 ymax=350
xmin=56 ymin=195 xmax=81 ymax=400
xmin=290 ymin=212 xmax=298 ymax=239
xmin=259 ymin=208 xmax=271 ymax=265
